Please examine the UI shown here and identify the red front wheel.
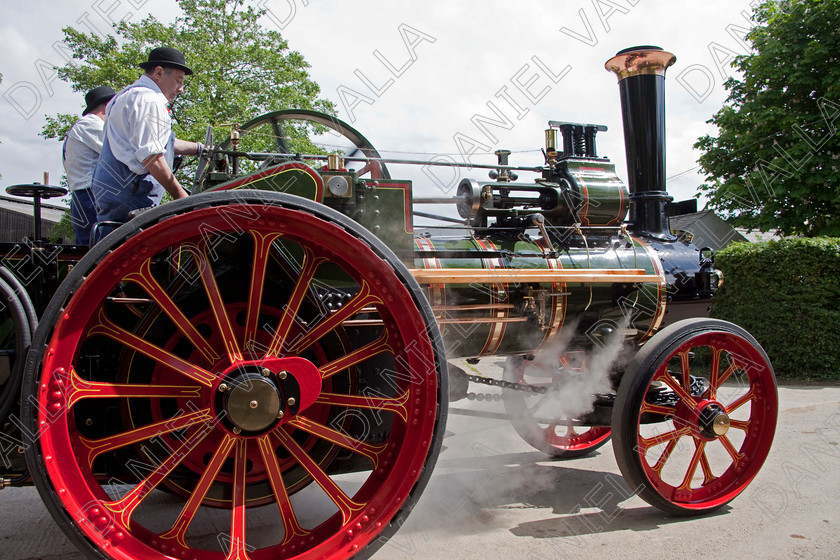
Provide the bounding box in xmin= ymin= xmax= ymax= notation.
xmin=611 ymin=318 xmax=777 ymax=515
xmin=23 ymin=190 xmax=447 ymax=559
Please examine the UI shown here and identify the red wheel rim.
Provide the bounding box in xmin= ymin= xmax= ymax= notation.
xmin=35 ymin=203 xmax=440 ymax=559
xmin=634 ymin=331 xmax=777 ymax=510
xmin=542 ymin=424 xmax=611 ymax=452
xmin=504 ymin=355 xmax=611 ymax=455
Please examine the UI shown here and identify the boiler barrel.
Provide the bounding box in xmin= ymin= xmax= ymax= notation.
xmin=413 ymin=234 xmax=666 ymax=358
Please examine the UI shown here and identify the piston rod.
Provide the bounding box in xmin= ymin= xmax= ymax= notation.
xmin=215 ymin=149 xmax=545 ymax=173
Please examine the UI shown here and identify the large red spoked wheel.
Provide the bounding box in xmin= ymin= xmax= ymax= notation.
xmin=23 ymin=190 xmax=447 ymax=559
xmin=502 ymin=355 xmax=611 ymax=459
xmin=612 ymin=318 xmax=777 ymax=515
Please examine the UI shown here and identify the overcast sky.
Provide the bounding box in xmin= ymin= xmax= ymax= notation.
xmin=0 ymin=0 xmax=760 ymax=208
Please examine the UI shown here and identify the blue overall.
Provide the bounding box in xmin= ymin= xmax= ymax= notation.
xmin=91 ymin=97 xmax=175 ymax=244
xmin=69 ymin=187 xmax=97 ymax=246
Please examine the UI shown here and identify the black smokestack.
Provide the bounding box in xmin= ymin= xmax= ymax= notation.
xmin=605 ymin=46 xmax=676 ymax=240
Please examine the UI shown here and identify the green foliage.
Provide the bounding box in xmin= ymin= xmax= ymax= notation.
xmin=696 ymin=0 xmax=840 ymax=237
xmin=48 ymin=208 xmax=76 ymax=244
xmin=711 ymin=238 xmax=840 ymax=380
xmin=41 ymin=113 xmax=78 ymax=143
xmin=40 ymin=0 xmax=336 ymax=183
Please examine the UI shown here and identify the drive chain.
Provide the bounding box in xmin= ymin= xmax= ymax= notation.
xmin=463 ymin=372 xmax=547 ymax=402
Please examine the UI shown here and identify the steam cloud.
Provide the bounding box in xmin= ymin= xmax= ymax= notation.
xmin=506 ymin=316 xmax=631 ymax=423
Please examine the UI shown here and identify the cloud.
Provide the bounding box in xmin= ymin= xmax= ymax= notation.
xmin=1 ymin=0 xmax=756 ymax=206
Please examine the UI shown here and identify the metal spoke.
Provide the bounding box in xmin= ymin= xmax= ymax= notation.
xmin=225 ymin=439 xmax=250 ymax=560
xmin=243 ymin=231 xmax=283 ymax=350
xmin=653 ymin=368 xmax=697 ymax=408
xmin=124 ymin=258 xmax=221 ymax=364
xmin=287 ymin=281 xmax=381 ymax=355
xmin=77 ymin=408 xmax=214 ymax=468
xmin=562 ymin=419 xmax=578 ymax=439
xmin=725 ymin=389 xmax=755 ymax=414
xmin=87 ymin=309 xmax=217 ymax=388
xmin=729 ymin=418 xmax=751 ymax=432
xmin=274 ymin=428 xmax=365 ymax=526
xmin=651 ymin=437 xmax=680 ymax=474
xmin=266 ymin=246 xmax=327 ymax=357
xmin=62 ymin=367 xmax=202 ymax=409
xmin=640 ymin=401 xmax=676 ymax=416
xmin=719 ymin=434 xmax=744 ymax=463
xmin=679 ymin=350 xmax=691 ymax=392
xmin=707 ymin=346 xmax=723 ymax=398
xmin=316 ymin=390 xmax=410 ymax=423
xmin=105 ymin=422 xmax=215 ymax=529
xmin=716 ymin=361 xmax=739 ymax=389
xmin=287 ymin=416 xmax=388 ymax=468
xmin=698 ymin=446 xmax=717 ymax=485
xmin=160 ymin=434 xmax=237 ymax=548
xmin=318 ymin=331 xmax=391 ymax=379
xmin=256 ymin=435 xmax=309 ymax=545
xmin=638 ymin=426 xmax=691 ymax=454
xmin=191 ymin=243 xmax=244 ymax=365
xmin=677 ymin=440 xmax=706 ymax=491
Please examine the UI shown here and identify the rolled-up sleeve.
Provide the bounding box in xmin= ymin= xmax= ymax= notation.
xmin=132 ymin=98 xmax=171 ymax=164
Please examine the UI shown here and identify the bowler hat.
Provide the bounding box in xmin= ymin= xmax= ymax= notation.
xmin=82 ymin=85 xmax=116 ymax=115
xmin=138 ymin=46 xmax=193 ymax=75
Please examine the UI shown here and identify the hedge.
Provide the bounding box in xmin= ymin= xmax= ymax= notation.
xmin=710 ymin=237 xmax=840 ymax=381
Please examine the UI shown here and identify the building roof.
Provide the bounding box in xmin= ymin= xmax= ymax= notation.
xmin=735 ymin=228 xmax=784 ymax=243
xmin=0 ymin=193 xmax=67 ymax=224
xmin=669 ymin=210 xmax=749 ymax=250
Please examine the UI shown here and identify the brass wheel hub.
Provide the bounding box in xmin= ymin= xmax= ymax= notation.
xmin=225 ymin=374 xmax=283 ymax=432
xmin=214 ymin=357 xmax=323 ymax=435
xmin=699 ymin=403 xmax=730 ymax=439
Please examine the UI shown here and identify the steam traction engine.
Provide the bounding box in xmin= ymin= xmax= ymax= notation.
xmin=0 ymin=47 xmax=777 ymax=560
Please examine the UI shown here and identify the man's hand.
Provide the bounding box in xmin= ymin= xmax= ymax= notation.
xmin=143 ymin=153 xmax=189 ymax=199
xmin=174 ymin=138 xmax=202 ymax=157
xmin=195 ymin=142 xmax=215 ymax=158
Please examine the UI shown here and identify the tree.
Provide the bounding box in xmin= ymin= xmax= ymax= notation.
xmin=695 ymin=0 xmax=840 ymax=237
xmin=48 ymin=208 xmax=76 ymax=243
xmin=41 ymin=0 xmax=335 ymax=182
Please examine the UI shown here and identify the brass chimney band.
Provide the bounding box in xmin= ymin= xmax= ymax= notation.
xmin=605 ymin=46 xmax=676 ymax=81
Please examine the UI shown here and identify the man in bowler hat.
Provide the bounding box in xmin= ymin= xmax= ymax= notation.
xmin=91 ymin=46 xmax=204 ymax=242
xmin=62 ymin=85 xmax=115 ymax=245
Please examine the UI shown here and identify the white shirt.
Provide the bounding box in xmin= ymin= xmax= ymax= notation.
xmin=62 ymin=113 xmax=105 ymax=191
xmin=104 ymin=74 xmax=172 ymax=175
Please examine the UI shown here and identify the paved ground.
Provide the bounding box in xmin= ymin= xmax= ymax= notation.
xmin=2 ymin=370 xmax=838 ymax=560
xmin=372 ymin=376 xmax=840 ymax=560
